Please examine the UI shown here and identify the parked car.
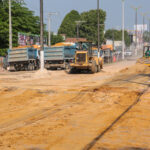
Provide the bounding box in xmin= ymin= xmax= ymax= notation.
xmin=124 ymin=50 xmax=133 ymax=57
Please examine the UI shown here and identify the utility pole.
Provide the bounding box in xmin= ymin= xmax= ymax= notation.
xmin=75 ymin=21 xmax=85 ymax=39
xmin=122 ymin=0 xmax=125 ymax=60
xmin=149 ymin=19 xmax=150 ymax=43
xmin=112 ymin=28 xmax=115 ymax=50
xmin=40 ymin=0 xmax=44 ymax=70
xmin=97 ymin=0 xmax=100 ymax=58
xmin=148 ymin=18 xmax=150 ymax=43
xmin=48 ymin=12 xmax=57 ymax=47
xmin=131 ymin=6 xmax=141 ymax=56
xmin=9 ymin=0 xmax=12 ymax=49
xmin=146 ymin=16 xmax=150 ymax=43
xmin=141 ymin=13 xmax=147 ymax=46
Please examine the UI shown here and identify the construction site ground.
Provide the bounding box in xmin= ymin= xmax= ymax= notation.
xmin=0 ymin=59 xmax=150 ymax=150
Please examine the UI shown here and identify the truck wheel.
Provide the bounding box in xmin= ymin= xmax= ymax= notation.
xmin=97 ymin=65 xmax=101 ymax=72
xmin=65 ymin=63 xmax=71 ymax=74
xmin=28 ymin=63 xmax=33 ymax=71
xmin=32 ymin=64 xmax=35 ymax=70
xmin=91 ymin=60 xmax=97 ymax=73
xmin=15 ymin=66 xmax=20 ymax=71
xmin=65 ymin=67 xmax=72 ymax=74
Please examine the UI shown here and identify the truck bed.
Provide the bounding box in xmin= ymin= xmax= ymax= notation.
xmin=44 ymin=46 xmax=76 ymax=61
xmin=8 ymin=48 xmax=38 ymax=63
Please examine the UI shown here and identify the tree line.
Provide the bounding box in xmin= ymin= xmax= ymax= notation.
xmin=58 ymin=9 xmax=106 ymax=45
xmin=0 ymin=0 xmax=132 ymax=56
xmin=0 ymin=0 xmax=63 ymax=56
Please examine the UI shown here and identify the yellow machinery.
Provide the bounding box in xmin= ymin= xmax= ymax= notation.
xmin=66 ymin=42 xmax=103 ymax=73
xmin=137 ymin=45 xmax=150 ymax=66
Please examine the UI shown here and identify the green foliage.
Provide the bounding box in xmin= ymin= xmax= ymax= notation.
xmin=58 ymin=10 xmax=81 ymax=37
xmin=80 ymin=9 xmax=106 ymax=45
xmin=0 ymin=0 xmax=40 ymax=55
xmin=105 ymin=29 xmax=131 ymax=46
xmin=58 ymin=9 xmax=106 ymax=45
xmin=51 ymin=33 xmax=64 ymax=45
xmin=0 ymin=49 xmax=7 ymax=56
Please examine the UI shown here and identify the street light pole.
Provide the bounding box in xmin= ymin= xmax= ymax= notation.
xmin=135 ymin=9 xmax=138 ymax=55
xmin=148 ymin=18 xmax=150 ymax=43
xmin=48 ymin=14 xmax=51 ymax=47
xmin=141 ymin=13 xmax=147 ymax=46
xmin=77 ymin=23 xmax=79 ymax=38
xmin=122 ymin=0 xmax=125 ymax=60
xmin=97 ymin=0 xmax=100 ymax=58
xmin=131 ymin=6 xmax=141 ymax=56
xmin=48 ymin=12 xmax=57 ymax=47
xmin=145 ymin=16 xmax=150 ymax=43
xmin=9 ymin=0 xmax=12 ymax=49
xmin=75 ymin=21 xmax=86 ymax=39
xmin=40 ymin=0 xmax=44 ymax=70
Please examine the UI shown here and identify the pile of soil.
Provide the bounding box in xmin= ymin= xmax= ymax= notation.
xmin=120 ymin=63 xmax=150 ymax=74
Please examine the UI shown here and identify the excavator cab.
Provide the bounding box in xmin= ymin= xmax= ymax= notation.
xmin=137 ymin=45 xmax=150 ymax=66
xmin=143 ymin=46 xmax=150 ymax=58
xmin=75 ymin=42 xmax=92 ymax=64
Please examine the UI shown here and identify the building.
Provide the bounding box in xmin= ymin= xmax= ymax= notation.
xmin=65 ymin=38 xmax=87 ymax=43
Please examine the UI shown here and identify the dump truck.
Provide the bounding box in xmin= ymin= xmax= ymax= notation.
xmin=66 ymin=42 xmax=103 ymax=73
xmin=137 ymin=45 xmax=150 ymax=66
xmin=8 ymin=47 xmax=40 ymax=71
xmin=101 ymin=44 xmax=114 ymax=63
xmin=44 ymin=45 xmax=76 ymax=70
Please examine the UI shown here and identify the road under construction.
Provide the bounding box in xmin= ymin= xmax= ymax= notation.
xmin=0 ymin=59 xmax=150 ymax=150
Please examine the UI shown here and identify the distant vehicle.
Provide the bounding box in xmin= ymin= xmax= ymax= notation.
xmin=8 ymin=47 xmax=40 ymax=71
xmin=124 ymin=50 xmax=132 ymax=57
xmin=137 ymin=45 xmax=150 ymax=66
xmin=101 ymin=44 xmax=115 ymax=63
xmin=44 ymin=45 xmax=76 ymax=70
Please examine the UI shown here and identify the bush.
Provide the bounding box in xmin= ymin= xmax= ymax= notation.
xmin=0 ymin=49 xmax=7 ymax=56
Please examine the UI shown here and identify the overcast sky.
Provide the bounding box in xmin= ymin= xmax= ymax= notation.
xmin=24 ymin=0 xmax=150 ymax=33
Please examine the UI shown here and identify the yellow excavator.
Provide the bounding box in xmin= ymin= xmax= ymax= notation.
xmin=137 ymin=45 xmax=150 ymax=66
xmin=66 ymin=42 xmax=103 ymax=73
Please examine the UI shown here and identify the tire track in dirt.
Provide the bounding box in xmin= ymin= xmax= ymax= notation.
xmin=0 ymin=90 xmax=87 ymax=134
xmin=0 ymin=73 xmax=148 ymax=135
xmin=0 ymin=73 xmax=149 ymax=148
xmin=83 ymin=81 xmax=150 ymax=150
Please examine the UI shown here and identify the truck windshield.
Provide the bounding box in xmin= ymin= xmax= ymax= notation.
xmin=76 ymin=42 xmax=90 ymax=50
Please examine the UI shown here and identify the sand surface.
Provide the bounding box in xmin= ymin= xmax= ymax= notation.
xmin=0 ymin=60 xmax=150 ymax=150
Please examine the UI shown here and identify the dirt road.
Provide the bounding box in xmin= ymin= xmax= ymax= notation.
xmin=0 ymin=60 xmax=150 ymax=150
